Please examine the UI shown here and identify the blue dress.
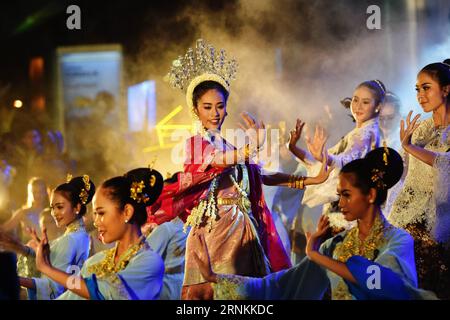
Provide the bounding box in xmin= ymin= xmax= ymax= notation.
xmin=28 ymin=219 xmax=90 ymax=300
xmin=211 ymin=214 xmax=438 ymax=300
xmin=58 ymin=239 xmax=164 ymax=300
xmin=146 ymin=217 xmax=187 ymax=300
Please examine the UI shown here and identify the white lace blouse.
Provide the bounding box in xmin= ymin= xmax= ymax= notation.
xmin=302 ymin=118 xmax=381 ymax=209
xmin=388 ymin=118 xmax=450 ymax=244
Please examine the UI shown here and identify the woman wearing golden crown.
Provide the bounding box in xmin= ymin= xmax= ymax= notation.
xmin=148 ymin=39 xmax=332 ymax=299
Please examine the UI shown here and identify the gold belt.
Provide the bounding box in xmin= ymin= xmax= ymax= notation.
xmin=217 ymin=197 xmax=240 ymax=206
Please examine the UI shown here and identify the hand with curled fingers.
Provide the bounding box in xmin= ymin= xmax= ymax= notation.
xmin=288 ymin=118 xmax=306 ymax=148
xmin=400 ymin=111 xmax=421 ymax=151
xmin=30 ymin=227 xmax=52 ymax=272
xmin=305 ymin=215 xmax=330 ymax=258
xmin=239 ymin=112 xmax=266 ymax=150
xmin=0 ymin=228 xmax=24 ymax=253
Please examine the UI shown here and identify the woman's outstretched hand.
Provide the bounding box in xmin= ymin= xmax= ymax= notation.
xmin=305 ymin=215 xmax=330 ymax=258
xmin=192 ymin=234 xmax=218 ymax=283
xmin=0 ymin=228 xmax=26 ymax=254
xmin=239 ymin=112 xmax=266 ymax=150
xmin=29 ymin=227 xmax=51 ymax=272
xmin=400 ymin=111 xmax=421 ymax=151
xmin=312 ymin=151 xmax=333 ymax=185
xmin=288 ymin=119 xmax=306 ymax=148
xmin=306 ymin=125 xmax=328 ymax=162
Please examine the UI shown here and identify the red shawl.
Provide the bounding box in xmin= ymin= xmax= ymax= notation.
xmin=147 ymin=135 xmax=291 ymax=272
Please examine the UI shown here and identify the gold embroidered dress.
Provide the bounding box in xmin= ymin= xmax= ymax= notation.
xmin=210 ymin=213 xmax=437 ymax=300
xmin=58 ymin=238 xmax=164 ymax=300
xmin=181 ymin=132 xmax=271 ymax=299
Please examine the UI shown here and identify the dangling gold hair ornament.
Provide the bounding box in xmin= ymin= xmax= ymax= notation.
xmin=79 ymin=174 xmax=91 ymax=205
xmin=382 ymin=141 xmax=389 ymax=166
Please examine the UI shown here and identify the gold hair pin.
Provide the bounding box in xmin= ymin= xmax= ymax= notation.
xmin=382 ymin=141 xmax=389 ymax=166
xmin=79 ymin=174 xmax=91 ymax=205
xmin=371 ymin=168 xmax=387 ymax=190
xmin=130 ymin=180 xmax=150 ymax=204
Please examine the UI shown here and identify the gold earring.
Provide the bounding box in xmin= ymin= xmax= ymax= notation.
xmin=125 ymin=219 xmax=129 ymax=224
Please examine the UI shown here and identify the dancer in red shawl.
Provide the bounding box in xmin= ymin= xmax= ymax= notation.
xmin=148 ymin=39 xmax=331 ymax=299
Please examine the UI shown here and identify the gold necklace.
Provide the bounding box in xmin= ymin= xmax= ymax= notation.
xmin=331 ymin=213 xmax=393 ymax=300
xmin=334 ymin=213 xmax=391 ymax=263
xmin=87 ymin=236 xmax=147 ymax=279
xmin=64 ymin=218 xmax=85 ymax=236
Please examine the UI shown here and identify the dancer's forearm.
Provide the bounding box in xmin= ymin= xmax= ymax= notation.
xmin=403 ymin=144 xmax=436 ymax=167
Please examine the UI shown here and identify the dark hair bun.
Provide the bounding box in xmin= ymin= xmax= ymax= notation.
xmin=55 ymin=175 xmax=95 ymax=216
xmin=364 ymin=147 xmax=403 ymax=189
xmin=67 ymin=175 xmax=96 ymax=204
xmin=125 ymin=168 xmax=164 ymax=207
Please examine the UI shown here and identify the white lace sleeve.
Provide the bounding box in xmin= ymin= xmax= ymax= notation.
xmin=388 ymin=120 xmax=449 ymax=243
xmin=327 ymin=138 xmax=344 ymax=156
xmin=328 ymin=125 xmax=378 ymax=169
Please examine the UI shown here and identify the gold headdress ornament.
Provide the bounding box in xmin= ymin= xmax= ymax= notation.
xmin=79 ymin=175 xmax=91 ymax=205
xmin=371 ymin=168 xmax=387 ymax=190
xmin=66 ymin=173 xmax=73 ymax=183
xmin=382 ymin=141 xmax=390 ymax=166
xmin=130 ymin=180 xmax=150 ymax=204
xmin=166 ymin=39 xmax=238 ymax=132
xmin=370 ymin=143 xmax=390 ymax=190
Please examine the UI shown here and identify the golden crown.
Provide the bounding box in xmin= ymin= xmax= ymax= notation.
xmin=166 ymin=39 xmax=238 ymax=92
